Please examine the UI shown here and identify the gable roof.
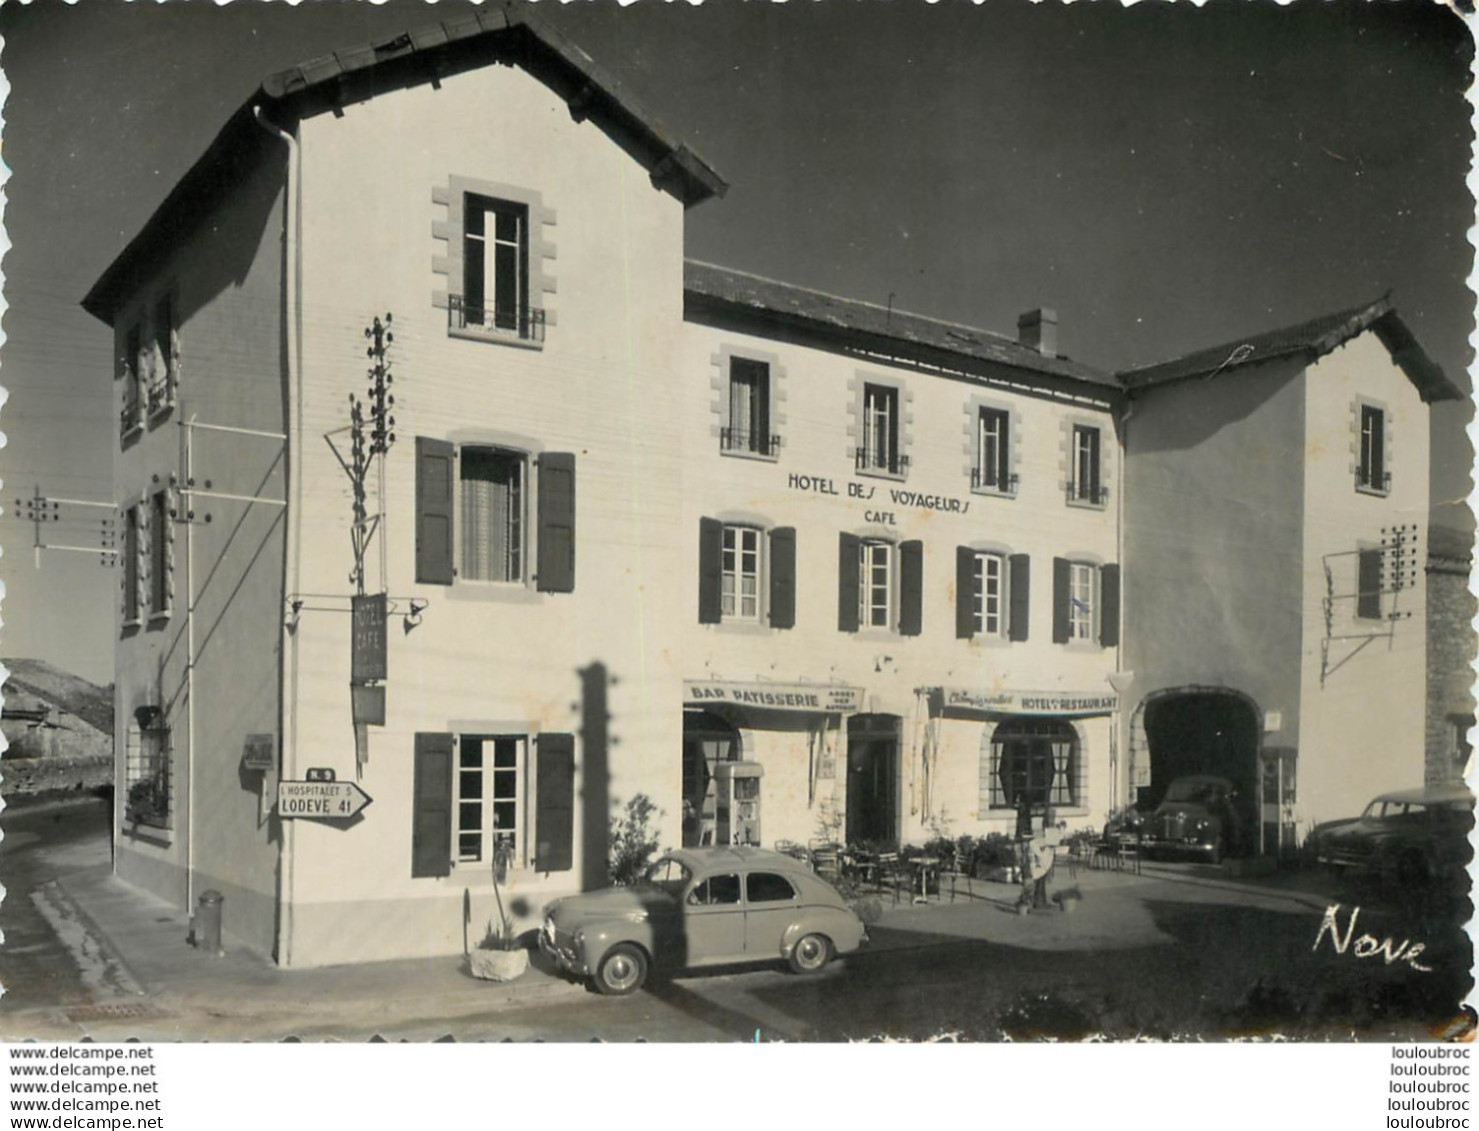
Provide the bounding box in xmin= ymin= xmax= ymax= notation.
xmin=1117 ymin=297 xmax=1462 ymax=403
xmin=83 ymin=7 xmax=726 ymax=324
xmin=2 ymin=659 xmax=114 ymax=735
xmin=684 ymin=261 xmax=1118 ymax=391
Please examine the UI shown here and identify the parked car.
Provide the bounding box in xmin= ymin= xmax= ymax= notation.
xmin=1137 ymin=774 xmax=1243 ymax=863
xmin=1305 ymin=784 xmax=1475 ymax=895
xmin=540 ymin=846 xmax=869 ymax=995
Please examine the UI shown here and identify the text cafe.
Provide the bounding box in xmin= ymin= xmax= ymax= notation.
xmin=681 ymin=680 xmax=863 ymax=849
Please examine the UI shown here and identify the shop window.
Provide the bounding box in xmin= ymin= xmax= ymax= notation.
xmin=124 ymin=708 xmax=171 ymax=830
xmin=697 ymin=520 xmax=795 ymax=628
xmin=723 ymin=358 xmax=778 ymax=457
xmin=985 ymin=719 xmax=1080 ymax=809
xmin=412 ymin=731 xmax=574 ymax=878
xmin=415 ymin=438 xmax=574 ymax=592
xmin=1356 ymin=403 xmax=1389 ymax=494
xmin=857 ymin=383 xmax=907 ymax=476
xmin=1052 ymin=558 xmax=1119 ymax=647
xmin=973 ymin=408 xmax=1016 ymax=494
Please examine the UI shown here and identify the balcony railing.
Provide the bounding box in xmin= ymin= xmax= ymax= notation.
xmin=855 ymin=446 xmax=909 ymax=476
xmin=449 ymin=295 xmax=546 ymax=343
xmin=1355 ymin=468 xmax=1392 ymax=494
xmin=721 ymin=427 xmax=781 ymax=457
xmin=1066 ymin=481 xmax=1109 ymax=506
xmin=972 ymin=467 xmax=1019 ymax=495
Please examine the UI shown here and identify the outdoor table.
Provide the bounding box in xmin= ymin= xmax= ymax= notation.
xmin=910 ymin=856 xmax=940 ymax=904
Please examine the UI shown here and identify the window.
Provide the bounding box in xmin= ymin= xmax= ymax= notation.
xmin=1051 ymin=558 xmax=1119 ymax=647
xmin=746 ymin=872 xmax=798 ymax=903
xmin=413 ymin=731 xmax=575 ymax=878
xmin=124 ymin=709 xmax=171 ymax=830
xmin=1358 ymin=404 xmax=1389 ymax=493
xmin=974 ymin=408 xmax=1014 ymax=493
xmin=839 ymin=534 xmax=921 ymax=635
xmin=721 ymin=526 xmax=762 ymax=621
xmin=1068 ymin=424 xmax=1105 ymax=505
xmin=858 ymin=539 xmax=894 ymax=629
xmin=460 ymin=447 xmax=524 ymax=583
xmin=450 ymin=194 xmax=542 ymax=341
xmin=1356 ymin=547 xmax=1384 ymax=620
xmin=415 ymin=438 xmax=575 ymax=592
xmin=698 ymin=521 xmax=795 ymax=628
xmin=456 ymin=735 xmax=524 ymax=866
xmin=986 ymin=720 xmax=1080 ymax=809
xmin=858 ymin=383 xmax=906 ymax=475
xmin=148 ymin=489 xmax=173 ymax=619
xmin=723 ymin=359 xmax=776 ymax=456
xmin=956 ymin=549 xmax=1030 ymax=641
xmin=147 ymin=295 xmax=177 ymax=420
xmin=122 ymin=504 xmax=143 ymax=627
xmin=688 ymin=874 xmax=742 ymax=906
xmin=120 ymin=324 xmax=143 ymax=439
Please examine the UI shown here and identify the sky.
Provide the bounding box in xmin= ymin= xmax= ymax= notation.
xmin=0 ymin=0 xmax=1472 ymax=684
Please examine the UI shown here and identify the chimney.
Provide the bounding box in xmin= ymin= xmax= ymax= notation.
xmin=1017 ymin=308 xmax=1058 ymax=359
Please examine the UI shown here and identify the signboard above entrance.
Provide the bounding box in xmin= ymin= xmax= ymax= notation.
xmin=941 ymin=688 xmax=1118 ymax=716
xmin=684 ymin=680 xmax=861 ymax=714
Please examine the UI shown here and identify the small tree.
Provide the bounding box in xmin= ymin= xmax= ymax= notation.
xmin=608 ymin=794 xmax=661 ymax=885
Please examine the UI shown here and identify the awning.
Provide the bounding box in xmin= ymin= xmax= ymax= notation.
xmin=684 ymin=680 xmax=862 ymax=714
xmin=936 ymin=687 xmax=1118 ymax=717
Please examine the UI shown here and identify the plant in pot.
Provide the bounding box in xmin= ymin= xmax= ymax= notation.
xmin=1052 ymin=886 xmax=1084 ymax=913
xmin=469 ymin=839 xmax=529 ymax=982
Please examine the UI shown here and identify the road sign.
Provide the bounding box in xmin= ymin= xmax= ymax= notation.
xmin=278 ymin=780 xmax=372 ymax=821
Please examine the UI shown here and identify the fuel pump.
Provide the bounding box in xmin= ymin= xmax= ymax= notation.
xmin=714 ymin=761 xmax=764 ymax=846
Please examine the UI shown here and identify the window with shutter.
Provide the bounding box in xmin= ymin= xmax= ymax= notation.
xmin=415 ymin=438 xmax=456 ymax=585
xmin=899 ymin=540 xmax=923 ymax=636
xmin=1052 ymin=557 xmax=1071 ymax=644
xmin=698 ymin=518 xmax=724 ymax=624
xmin=536 ymin=452 xmax=576 ymax=593
xmin=412 ymin=733 xmax=455 ymax=878
xmin=1099 ymin=564 xmax=1121 ymax=647
xmin=838 ymin=533 xmax=861 ymax=632
xmin=534 ymin=732 xmax=575 ymax=873
xmin=1008 ymin=553 xmax=1031 ymax=642
xmin=1357 ymin=547 xmax=1383 ymax=620
xmin=955 ymin=546 xmax=978 ymax=639
xmin=768 ymin=527 xmax=796 ymax=629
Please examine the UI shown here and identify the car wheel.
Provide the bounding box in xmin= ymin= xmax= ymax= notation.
xmin=788 ymin=933 xmax=833 ymax=975
xmin=594 ymin=944 xmax=648 ymax=996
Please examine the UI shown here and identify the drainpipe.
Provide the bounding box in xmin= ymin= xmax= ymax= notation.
xmin=253 ymin=105 xmax=302 ymax=968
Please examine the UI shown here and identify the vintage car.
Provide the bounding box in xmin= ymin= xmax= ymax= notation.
xmin=1305 ymin=784 xmax=1475 ymax=894
xmin=540 ymin=846 xmax=869 ymax=995
xmin=1136 ymin=774 xmax=1243 ymax=863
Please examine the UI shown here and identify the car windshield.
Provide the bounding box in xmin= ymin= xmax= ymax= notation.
xmin=1164 ymin=780 xmax=1222 ymax=805
xmin=640 ymin=857 xmax=692 ymax=896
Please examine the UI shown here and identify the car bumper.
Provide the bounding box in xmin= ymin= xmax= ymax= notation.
xmin=539 ymin=927 xmax=589 ymax=977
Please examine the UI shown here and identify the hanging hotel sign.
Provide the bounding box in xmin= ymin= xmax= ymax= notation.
xmin=684 ymin=680 xmax=862 ymax=713
xmin=278 ymin=780 xmax=373 ymax=820
xmin=941 ymin=687 xmax=1118 ymax=716
xmin=351 ymin=593 xmax=388 ymax=683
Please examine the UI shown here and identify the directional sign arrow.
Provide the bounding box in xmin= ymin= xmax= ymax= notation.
xmin=278 ymin=780 xmax=373 ymax=821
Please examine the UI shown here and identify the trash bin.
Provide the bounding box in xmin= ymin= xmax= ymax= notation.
xmin=195 ymin=890 xmax=224 ymax=955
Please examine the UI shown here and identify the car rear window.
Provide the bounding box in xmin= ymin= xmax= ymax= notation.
xmin=746 ymin=872 xmax=797 ymax=903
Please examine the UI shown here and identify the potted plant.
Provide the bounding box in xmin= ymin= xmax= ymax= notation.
xmin=1053 ymin=886 xmax=1084 ymax=914
xmin=468 ymin=840 xmax=529 ymax=982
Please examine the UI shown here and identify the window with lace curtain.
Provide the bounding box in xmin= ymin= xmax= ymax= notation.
xmin=460 ymin=446 xmax=524 ymax=583
xmin=985 ymin=719 xmax=1080 ymax=809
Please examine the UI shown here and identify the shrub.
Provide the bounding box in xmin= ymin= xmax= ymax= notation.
xmin=608 ymin=794 xmax=661 ymax=886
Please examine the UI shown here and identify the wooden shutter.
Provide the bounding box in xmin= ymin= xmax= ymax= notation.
xmin=1357 ymin=548 xmax=1383 ymax=620
xmin=1008 ymin=553 xmax=1031 ymax=642
xmin=769 ymin=527 xmax=796 ymax=629
xmin=536 ymin=452 xmax=576 ymax=593
xmin=411 ymin=733 xmax=454 ymax=878
xmin=899 ymin=540 xmax=924 ymax=636
xmin=837 ymin=532 xmax=861 ymax=633
xmin=698 ymin=518 xmax=724 ymax=624
xmin=1052 ymin=557 xmax=1071 ymax=644
xmin=534 ymin=732 xmax=575 ymax=873
xmin=1099 ymin=563 xmax=1121 ymax=647
xmin=415 ymin=438 xmax=455 ymax=585
xmin=956 ymin=546 xmax=977 ymax=639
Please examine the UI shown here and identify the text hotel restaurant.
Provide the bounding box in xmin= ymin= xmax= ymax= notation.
xmin=80 ymin=11 xmax=1461 ymax=965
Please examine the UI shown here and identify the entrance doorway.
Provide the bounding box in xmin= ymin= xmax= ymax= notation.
xmin=682 ymin=711 xmax=740 ymax=847
xmin=846 ymin=714 xmax=899 ymax=845
xmin=1142 ymin=691 xmax=1259 ymax=854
